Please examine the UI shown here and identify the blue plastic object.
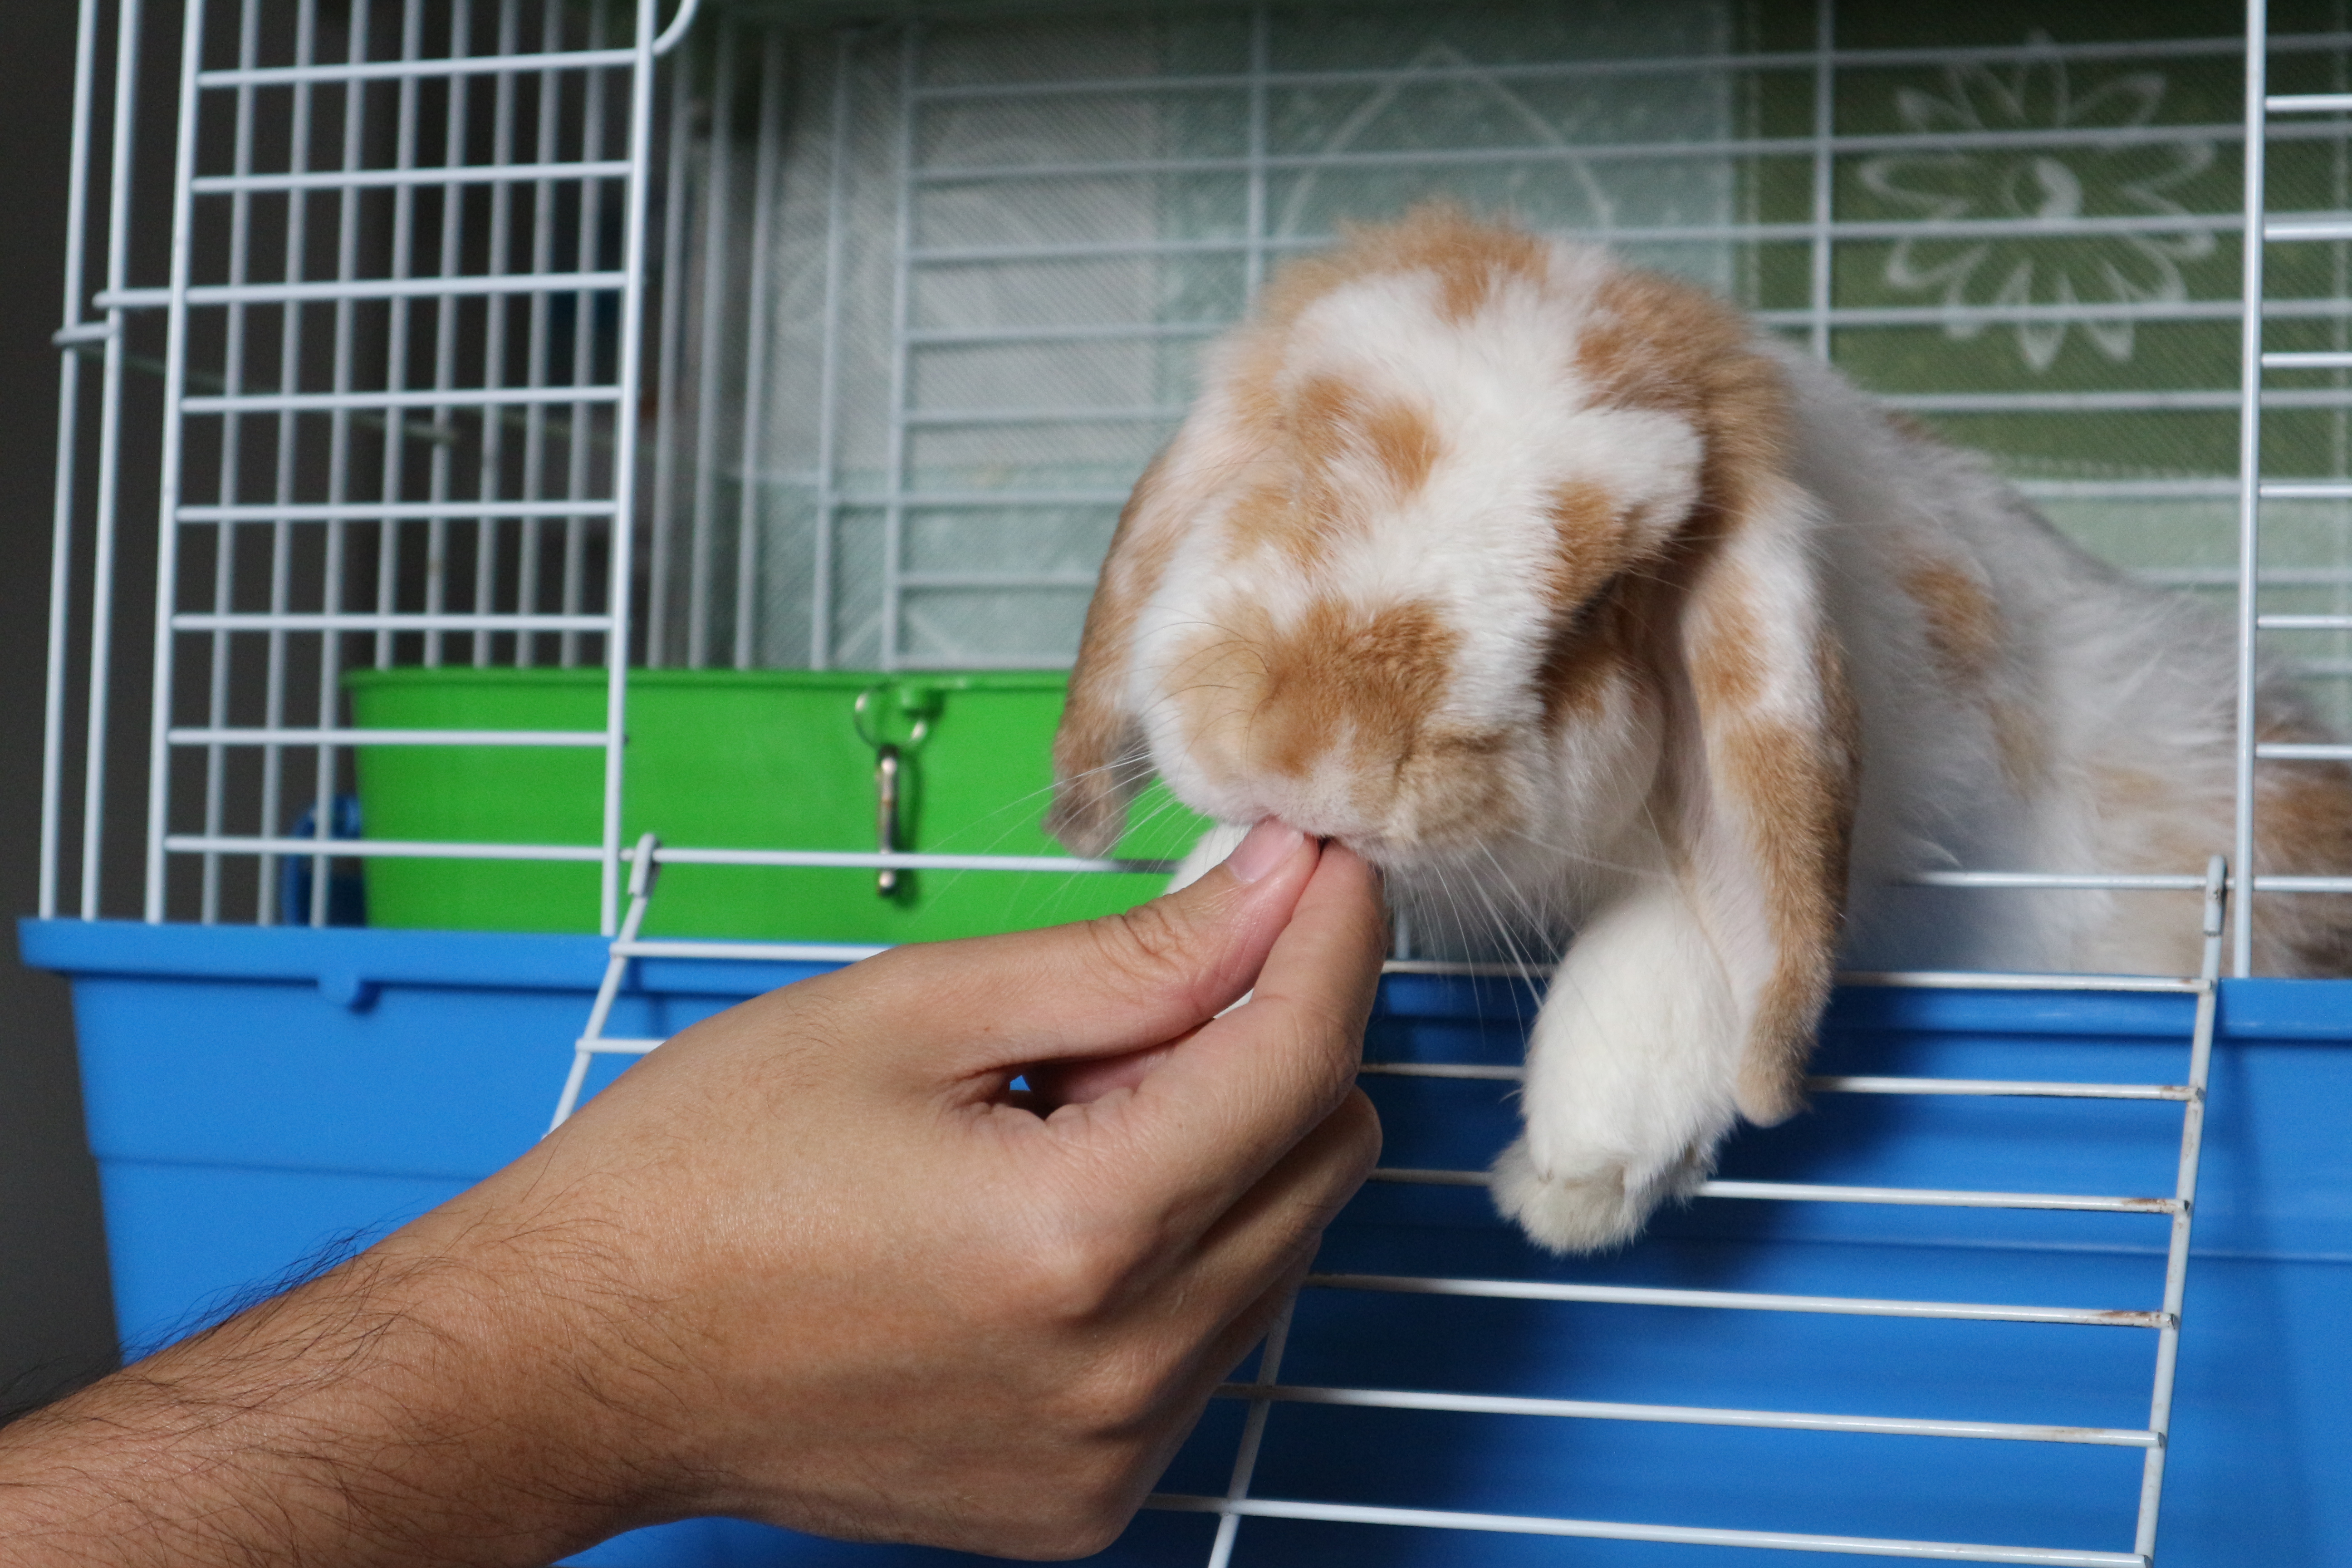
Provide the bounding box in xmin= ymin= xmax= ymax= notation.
xmin=20 ymin=917 xmax=2352 ymax=1567
xmin=277 ymin=794 xmax=368 ymax=928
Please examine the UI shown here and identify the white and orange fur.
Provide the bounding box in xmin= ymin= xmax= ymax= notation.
xmin=1044 ymin=207 xmax=2352 ymax=1254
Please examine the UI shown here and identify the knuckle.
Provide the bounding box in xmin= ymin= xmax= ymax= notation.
xmin=1057 ymin=1498 xmax=1140 ymax=1559
xmin=1003 ymin=1223 xmax=1139 ymax=1327
xmin=1048 ymin=1350 xmax=1162 ymax=1439
xmin=1336 ymin=1085 xmax=1385 ymax=1163
xmin=1294 ymin=990 xmax=1374 ymax=1065
xmin=1089 ymin=898 xmax=1203 ymax=999
xmin=1257 ymin=1000 xmax=1362 ymax=1109
xmin=1017 ymin=1491 xmax=1136 ymax=1560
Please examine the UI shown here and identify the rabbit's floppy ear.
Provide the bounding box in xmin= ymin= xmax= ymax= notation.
xmin=1047 ymin=441 xmax=1197 ymax=857
xmin=1573 ymin=267 xmax=1857 ymax=1125
xmin=1664 ymin=399 xmax=1858 ymax=1125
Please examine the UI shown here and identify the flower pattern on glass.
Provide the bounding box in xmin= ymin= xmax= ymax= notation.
xmin=1855 ymin=32 xmax=2217 ymax=372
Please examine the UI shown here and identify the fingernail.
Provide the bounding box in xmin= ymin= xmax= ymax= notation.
xmin=1226 ymin=818 xmax=1306 ymax=884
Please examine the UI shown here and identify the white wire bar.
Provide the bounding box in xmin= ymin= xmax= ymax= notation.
xmin=1357 ymin=1062 xmax=2194 ymax=1101
xmin=2255 ymin=616 xmax=2352 ymax=632
xmin=651 ymin=0 xmax=702 ymax=56
xmin=1837 ymin=971 xmax=2205 ymax=994
xmin=884 ymin=285 xmax=2308 ymax=332
xmin=169 ymin=611 xmax=612 ymax=631
xmin=167 ymin=833 xmax=608 ymax=862
xmin=39 ymin=0 xmax=104 ymax=917
xmin=2256 ymin=739 xmax=2352 ymax=756
xmin=1881 ymin=388 xmax=2352 ymax=412
xmin=805 ymin=27 xmax=853 ymax=670
xmin=574 ymin=1036 xmax=666 ymax=1056
xmin=1356 ymin=1061 xmax=1527 ymax=1080
xmin=1144 ymin=1496 xmax=2146 ymax=1568
xmin=632 ymin=845 xmax=1178 ymax=874
xmin=1373 ymin=957 xmax=2210 ymax=990
xmin=159 ymin=835 xmax=1169 ymax=876
xmin=182 ymin=385 xmax=622 ymax=413
xmin=190 ymin=0 xmax=253 ymax=920
xmin=191 ymin=160 xmax=633 ymax=193
xmin=140 ymin=0 xmax=206 ymax=922
xmin=2264 ymin=217 xmax=2352 ymax=240
xmin=1209 ymin=1383 xmax=2157 ymax=1448
xmin=886 ymin=386 xmax=2352 ymax=425
xmin=879 ymin=24 xmax=919 ymax=670
xmin=547 ymin=836 xmax=896 ymax=1127
xmin=166 ymin=727 xmax=608 ymax=747
xmin=1699 ymin=1181 xmax=2180 ymax=1214
xmin=197 ymin=48 xmax=637 ymax=88
xmin=730 ymin=22 xmax=785 ymax=671
xmin=551 ymin=831 xmax=661 ymax=1129
xmin=1365 ymin=1170 xmax=2182 ymax=1214
xmin=2233 ymin=0 xmax=2272 ymax=978
xmin=1750 ymin=294 xmax=2352 ymax=328
xmin=1901 ymin=871 xmax=2211 ymax=890
xmin=1806 ymin=1076 xmax=2193 ymax=1102
xmin=98 ymin=271 xmax=624 ymax=307
xmin=1203 ymin=1293 xmax=1288 ymax=1568
xmin=609 ymin=937 xmax=884 ymax=962
xmin=1377 ymin=959 xmax=1539 ymax=977
xmin=1303 ymin=1274 xmax=2170 ymax=1330
xmin=177 ymin=500 xmax=620 ymax=523
xmin=911 ymin=120 xmax=2344 ymax=189
xmin=913 ymin=27 xmax=2352 ymax=101
xmin=2261 ymin=353 xmax=2352 ymax=372
xmin=904 ymin=215 xmax=2253 ymax=270
xmin=2131 ymin=862 xmax=2228 ymax=1557
xmin=644 ymin=23 xmax=693 ymax=667
xmin=681 ymin=10 xmax=735 ymax=669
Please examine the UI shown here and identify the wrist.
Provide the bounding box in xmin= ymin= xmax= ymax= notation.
xmin=0 ymin=1238 xmax=666 ymax=1568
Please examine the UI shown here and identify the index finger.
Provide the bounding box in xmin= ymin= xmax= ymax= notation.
xmin=1085 ymin=843 xmax=1386 ymax=1230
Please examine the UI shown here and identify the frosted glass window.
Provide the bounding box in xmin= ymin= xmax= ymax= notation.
xmin=654 ymin=0 xmax=2352 ymax=726
xmin=658 ymin=0 xmax=1739 ymax=671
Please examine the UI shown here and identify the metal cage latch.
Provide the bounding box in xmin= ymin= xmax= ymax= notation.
xmin=853 ymin=685 xmax=933 ymax=898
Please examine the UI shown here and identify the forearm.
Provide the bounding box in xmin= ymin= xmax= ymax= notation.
xmin=0 ymin=827 xmax=1382 ymax=1564
xmin=0 ymin=1243 xmax=653 ymax=1568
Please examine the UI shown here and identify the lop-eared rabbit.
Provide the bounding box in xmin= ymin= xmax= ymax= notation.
xmin=1046 ymin=207 xmax=2352 ymax=1253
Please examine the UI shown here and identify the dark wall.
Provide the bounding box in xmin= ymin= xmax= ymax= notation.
xmin=0 ymin=7 xmax=123 ymax=1408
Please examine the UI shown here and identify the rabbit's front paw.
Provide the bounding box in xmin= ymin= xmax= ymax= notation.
xmin=1490 ymin=1136 xmax=1709 ymax=1254
xmin=1495 ymin=879 xmax=1743 ymax=1253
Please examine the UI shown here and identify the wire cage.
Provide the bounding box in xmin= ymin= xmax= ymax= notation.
xmin=42 ymin=0 xmax=2352 ymax=948
xmin=28 ymin=0 xmax=2352 ymax=1565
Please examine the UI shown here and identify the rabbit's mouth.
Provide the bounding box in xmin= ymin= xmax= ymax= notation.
xmin=1329 ymin=831 xmax=1395 ymax=867
xmin=1322 ymin=823 xmax=1504 ymax=875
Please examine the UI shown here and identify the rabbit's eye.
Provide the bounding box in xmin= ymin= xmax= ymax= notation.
xmin=1557 ymin=575 xmax=1618 ymax=641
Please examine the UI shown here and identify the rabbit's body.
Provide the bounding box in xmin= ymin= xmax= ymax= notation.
xmin=1048 ymin=209 xmax=2352 ymax=1253
xmin=1784 ymin=343 xmax=2352 ymax=982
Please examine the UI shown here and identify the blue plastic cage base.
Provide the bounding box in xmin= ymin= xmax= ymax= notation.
xmin=20 ymin=919 xmax=2352 ymax=1567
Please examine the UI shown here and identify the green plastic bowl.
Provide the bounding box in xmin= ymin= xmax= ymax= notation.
xmin=344 ymin=667 xmax=1207 ymax=941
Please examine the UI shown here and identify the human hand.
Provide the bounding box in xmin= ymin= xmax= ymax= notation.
xmin=0 ymin=821 xmax=1385 ymax=1567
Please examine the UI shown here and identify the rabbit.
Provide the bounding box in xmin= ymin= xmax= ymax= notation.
xmin=1044 ymin=205 xmax=2352 ymax=1254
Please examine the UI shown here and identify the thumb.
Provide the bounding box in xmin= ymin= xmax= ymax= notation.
xmin=1070 ymin=840 xmax=1387 ymax=1227
xmin=852 ymin=819 xmax=1323 ymax=1083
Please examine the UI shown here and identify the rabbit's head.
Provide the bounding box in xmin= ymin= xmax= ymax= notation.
xmin=1050 ymin=207 xmax=1859 ymax=1123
